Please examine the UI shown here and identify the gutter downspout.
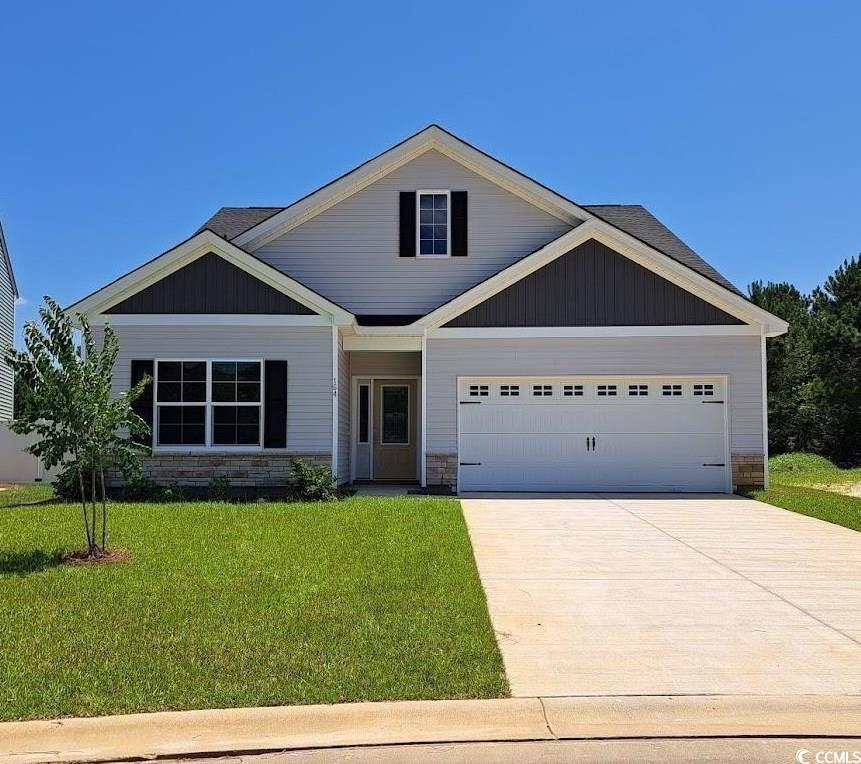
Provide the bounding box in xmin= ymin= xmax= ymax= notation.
xmin=331 ymin=324 xmax=339 ymax=482
xmin=760 ymin=327 xmax=770 ymax=490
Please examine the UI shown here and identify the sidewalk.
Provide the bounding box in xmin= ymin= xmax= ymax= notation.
xmin=3 ymin=695 xmax=861 ymax=764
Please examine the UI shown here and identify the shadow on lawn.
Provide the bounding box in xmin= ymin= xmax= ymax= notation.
xmin=0 ymin=549 xmax=65 ymax=576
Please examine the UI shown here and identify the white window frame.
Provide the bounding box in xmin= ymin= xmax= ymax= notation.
xmin=416 ymin=189 xmax=451 ymax=258
xmin=379 ymin=383 xmax=410 ymax=446
xmin=153 ymin=358 xmax=265 ymax=452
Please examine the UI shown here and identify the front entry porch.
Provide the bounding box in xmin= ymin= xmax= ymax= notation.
xmin=349 ymin=351 xmax=422 ymax=483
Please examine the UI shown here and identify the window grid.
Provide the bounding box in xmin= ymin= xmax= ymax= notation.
xmin=693 ymin=383 xmax=715 ymax=397
xmin=662 ymin=384 xmax=683 ymax=397
xmin=499 ymin=384 xmax=520 ymax=397
xmin=628 ymin=384 xmax=649 ymax=397
xmin=155 ymin=360 xmax=263 ymax=449
xmin=597 ymin=384 xmax=617 ymax=397
xmin=532 ymin=384 xmax=553 ymax=397
xmin=469 ymin=384 xmax=489 ymax=397
xmin=563 ymin=385 xmax=584 ymax=397
xmin=418 ymin=191 xmax=449 ymax=256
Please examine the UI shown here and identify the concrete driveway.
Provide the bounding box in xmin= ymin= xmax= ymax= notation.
xmin=461 ymin=494 xmax=861 ymax=697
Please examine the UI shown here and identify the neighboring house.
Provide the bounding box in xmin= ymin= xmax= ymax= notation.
xmin=0 ymin=219 xmax=18 ymax=421
xmin=67 ymin=126 xmax=787 ymax=493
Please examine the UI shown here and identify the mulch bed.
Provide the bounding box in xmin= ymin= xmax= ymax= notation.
xmin=62 ymin=548 xmax=131 ymax=566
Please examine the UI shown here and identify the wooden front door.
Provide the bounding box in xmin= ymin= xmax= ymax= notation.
xmin=373 ymin=379 xmax=417 ymax=480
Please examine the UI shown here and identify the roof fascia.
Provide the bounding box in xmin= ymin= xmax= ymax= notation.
xmin=416 ymin=220 xmax=788 ymax=335
xmin=0 ymin=221 xmax=18 ymax=298
xmin=233 ymin=125 xmax=592 ymax=251
xmin=66 ymin=230 xmax=354 ymax=324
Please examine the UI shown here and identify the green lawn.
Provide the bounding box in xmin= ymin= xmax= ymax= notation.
xmin=742 ymin=452 xmax=861 ymax=533
xmin=0 ymin=491 xmax=507 ymax=721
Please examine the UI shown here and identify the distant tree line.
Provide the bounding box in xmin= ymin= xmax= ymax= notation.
xmin=750 ymin=255 xmax=861 ymax=465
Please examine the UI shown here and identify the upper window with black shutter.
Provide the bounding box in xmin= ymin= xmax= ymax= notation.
xmin=417 ymin=190 xmax=450 ymax=256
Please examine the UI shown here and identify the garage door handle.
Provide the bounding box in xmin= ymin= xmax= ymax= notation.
xmin=591 ymin=436 xmax=596 ymax=451
xmin=460 ymin=462 xmax=482 ymax=466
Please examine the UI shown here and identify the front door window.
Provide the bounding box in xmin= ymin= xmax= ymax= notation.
xmin=381 ymin=385 xmax=409 ymax=445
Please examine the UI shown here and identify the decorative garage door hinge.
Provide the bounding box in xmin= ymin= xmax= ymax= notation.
xmin=460 ymin=462 xmax=482 ymax=466
xmin=459 ymin=401 xmax=481 ymax=404
xmin=702 ymin=463 xmax=726 ymax=467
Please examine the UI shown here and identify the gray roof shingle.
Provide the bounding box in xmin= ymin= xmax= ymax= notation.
xmin=197 ymin=203 xmax=742 ymax=298
xmin=583 ymin=204 xmax=741 ymax=295
xmin=197 ymin=207 xmax=284 ymax=240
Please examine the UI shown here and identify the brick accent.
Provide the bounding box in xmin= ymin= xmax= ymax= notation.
xmin=732 ymin=453 xmax=765 ymax=488
xmin=426 ymin=453 xmax=458 ymax=491
xmin=108 ymin=452 xmax=331 ymax=487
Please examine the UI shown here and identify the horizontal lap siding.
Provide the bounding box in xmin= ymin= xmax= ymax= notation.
xmin=253 ymin=150 xmax=573 ymax=314
xmin=0 ymin=261 xmax=13 ymax=420
xmin=98 ymin=325 xmax=332 ymax=453
xmin=349 ymin=351 xmax=421 ymax=377
xmin=426 ymin=336 xmax=763 ymax=454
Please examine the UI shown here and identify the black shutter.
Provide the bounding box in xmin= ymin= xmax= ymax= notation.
xmin=451 ymin=191 xmax=468 ymax=256
xmin=130 ymin=360 xmax=154 ymax=446
xmin=264 ymin=360 xmax=288 ymax=448
xmin=399 ymin=191 xmax=416 ymax=257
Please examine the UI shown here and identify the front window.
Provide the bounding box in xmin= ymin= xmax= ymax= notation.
xmin=155 ymin=360 xmax=262 ymax=448
xmin=417 ymin=190 xmax=450 ymax=256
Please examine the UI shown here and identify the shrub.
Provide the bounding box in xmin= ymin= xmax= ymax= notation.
xmin=290 ymin=459 xmax=338 ymax=501
xmin=769 ymin=453 xmax=836 ymax=475
xmin=53 ymin=466 xmax=105 ymax=502
xmin=120 ymin=475 xmax=160 ymax=501
xmin=208 ymin=476 xmax=232 ymax=501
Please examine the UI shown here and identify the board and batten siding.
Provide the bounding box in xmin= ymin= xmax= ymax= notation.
xmin=253 ymin=149 xmax=574 ymax=315
xmin=426 ymin=336 xmax=764 ymax=456
xmin=0 ymin=255 xmax=14 ymax=420
xmin=98 ymin=325 xmax=333 ymax=454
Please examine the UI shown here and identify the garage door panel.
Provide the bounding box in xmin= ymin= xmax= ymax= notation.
xmin=460 ymin=404 xmax=596 ymax=435
xmin=457 ymin=376 xmax=729 ymax=493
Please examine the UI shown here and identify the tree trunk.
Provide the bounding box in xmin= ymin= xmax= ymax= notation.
xmin=90 ymin=469 xmax=98 ymax=556
xmin=78 ymin=465 xmax=93 ymax=552
xmin=100 ymin=466 xmax=108 ymax=551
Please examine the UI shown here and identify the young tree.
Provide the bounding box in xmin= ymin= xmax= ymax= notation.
xmin=2 ymin=297 xmax=150 ymax=557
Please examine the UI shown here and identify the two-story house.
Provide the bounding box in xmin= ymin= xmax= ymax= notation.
xmin=68 ymin=126 xmax=786 ymax=492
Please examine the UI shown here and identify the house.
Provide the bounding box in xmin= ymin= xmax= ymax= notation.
xmin=67 ymin=126 xmax=787 ymax=493
xmin=0 ymin=219 xmax=18 ymax=421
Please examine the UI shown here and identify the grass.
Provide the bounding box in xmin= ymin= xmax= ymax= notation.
xmin=0 ymin=494 xmax=507 ymax=721
xmin=742 ymin=452 xmax=861 ymax=533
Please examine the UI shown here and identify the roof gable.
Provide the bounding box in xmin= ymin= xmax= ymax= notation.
xmin=105 ymin=252 xmax=316 ymax=315
xmin=444 ymin=238 xmax=742 ymax=328
xmin=66 ymin=230 xmax=354 ymax=324
xmin=231 ymin=125 xmax=592 ymax=251
xmin=0 ymin=220 xmax=17 ymax=298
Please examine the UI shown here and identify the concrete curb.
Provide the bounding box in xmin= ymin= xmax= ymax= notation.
xmin=2 ymin=695 xmax=860 ymax=764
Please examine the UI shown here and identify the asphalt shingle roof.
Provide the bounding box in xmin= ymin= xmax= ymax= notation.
xmin=197 ymin=203 xmax=742 ymax=297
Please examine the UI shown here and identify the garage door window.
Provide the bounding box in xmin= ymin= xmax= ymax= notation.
xmin=628 ymin=384 xmax=649 ymax=396
xmin=500 ymin=384 xmax=520 ymax=397
xmin=563 ymin=385 xmax=584 ymax=397
xmin=469 ymin=384 xmax=489 ymax=397
xmin=597 ymin=385 xmax=617 ymax=396
xmin=532 ymin=385 xmax=553 ymax=397
xmin=662 ymin=384 xmax=683 ymax=397
xmin=694 ymin=384 xmax=715 ymax=396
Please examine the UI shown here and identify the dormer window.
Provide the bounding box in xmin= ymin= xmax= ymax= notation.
xmin=417 ymin=190 xmax=450 ymax=256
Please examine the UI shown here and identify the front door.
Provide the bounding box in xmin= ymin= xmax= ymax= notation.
xmin=373 ymin=379 xmax=417 ymax=480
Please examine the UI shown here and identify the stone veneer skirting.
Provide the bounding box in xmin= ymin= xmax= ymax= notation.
xmin=426 ymin=453 xmax=458 ymax=491
xmin=109 ymin=452 xmax=331 ymax=487
xmin=731 ymin=453 xmax=766 ymax=488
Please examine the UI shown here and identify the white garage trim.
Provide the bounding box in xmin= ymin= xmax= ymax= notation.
xmin=456 ymin=374 xmax=731 ymax=493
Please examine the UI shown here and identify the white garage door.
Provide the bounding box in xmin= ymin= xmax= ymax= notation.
xmin=457 ymin=376 xmax=729 ymax=493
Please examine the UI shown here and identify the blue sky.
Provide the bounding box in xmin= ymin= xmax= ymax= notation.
xmin=2 ymin=1 xmax=859 ymax=338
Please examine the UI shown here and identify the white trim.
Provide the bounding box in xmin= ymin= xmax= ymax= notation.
xmin=66 ymin=230 xmax=354 ymax=325
xmin=233 ymin=125 xmax=590 ymax=251
xmin=331 ymin=326 xmax=339 ymax=480
xmin=421 ymin=331 xmax=427 ymax=487
xmin=429 ymin=325 xmax=766 ymax=339
xmin=89 ymin=314 xmax=332 ymax=327
xmin=415 ymin=189 xmax=451 ymax=258
xmin=761 ymin=329 xmax=770 ymax=489
xmin=417 ymin=220 xmax=789 ymax=336
xmin=152 ymin=358 xmax=264 ymax=452
xmin=343 ymin=335 xmax=423 ymax=351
